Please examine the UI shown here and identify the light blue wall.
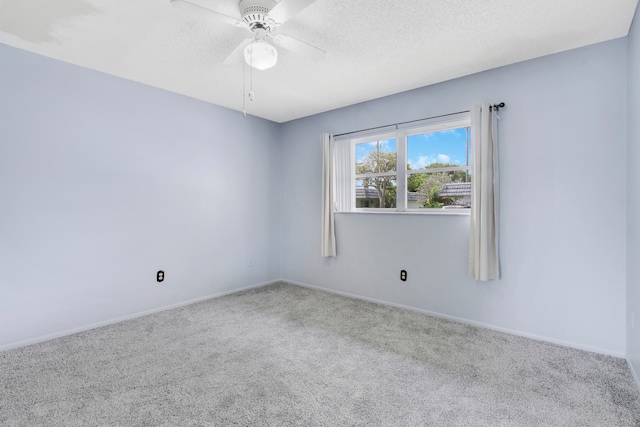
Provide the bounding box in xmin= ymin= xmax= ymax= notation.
xmin=0 ymin=30 xmax=635 ymax=360
xmin=0 ymin=44 xmax=282 ymax=350
xmin=280 ymin=39 xmax=629 ymax=356
xmin=628 ymin=6 xmax=640 ymax=385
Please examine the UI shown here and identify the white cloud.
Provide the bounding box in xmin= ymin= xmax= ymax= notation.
xmin=440 ymin=129 xmax=466 ymax=138
xmin=409 ymin=154 xmax=464 ymax=169
xmin=409 ymin=155 xmax=434 ymax=169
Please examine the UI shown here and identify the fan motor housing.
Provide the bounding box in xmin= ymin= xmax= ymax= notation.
xmin=239 ymin=0 xmax=278 ymax=30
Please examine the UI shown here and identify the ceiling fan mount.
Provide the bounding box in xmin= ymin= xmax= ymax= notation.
xmin=238 ymin=0 xmax=277 ymax=31
xmin=171 ymin=0 xmax=325 ymax=69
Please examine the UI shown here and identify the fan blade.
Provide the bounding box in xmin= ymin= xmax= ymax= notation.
xmin=271 ymin=34 xmax=325 ymax=60
xmin=170 ymin=0 xmax=244 ymax=27
xmin=268 ymin=0 xmax=317 ymax=25
xmin=223 ymin=38 xmax=254 ymax=65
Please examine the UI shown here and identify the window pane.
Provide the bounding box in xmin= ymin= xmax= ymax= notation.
xmin=407 ymin=172 xmax=471 ymax=209
xmin=356 ymin=138 xmax=397 ymax=174
xmin=407 ymin=127 xmax=469 ymax=171
xmin=355 ymin=176 xmax=397 ymax=208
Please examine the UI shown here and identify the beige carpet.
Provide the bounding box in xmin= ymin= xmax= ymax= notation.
xmin=1 ymin=282 xmax=639 ymax=426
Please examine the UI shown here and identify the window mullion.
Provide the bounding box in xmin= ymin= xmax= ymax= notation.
xmin=409 ymin=166 xmax=471 ymax=174
xmin=397 ymin=130 xmax=407 ymax=211
xmin=355 ymin=171 xmax=397 ymax=178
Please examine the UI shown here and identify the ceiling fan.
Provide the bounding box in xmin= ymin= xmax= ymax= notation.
xmin=171 ymin=0 xmax=325 ymax=70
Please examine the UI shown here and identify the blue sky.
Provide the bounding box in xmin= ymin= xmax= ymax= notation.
xmin=355 ymin=138 xmax=397 ymax=167
xmin=355 ymin=127 xmax=469 ymax=170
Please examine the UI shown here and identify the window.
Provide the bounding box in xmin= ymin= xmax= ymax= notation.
xmin=355 ymin=134 xmax=397 ymax=209
xmin=405 ymin=125 xmax=471 ymax=210
xmin=345 ymin=113 xmax=471 ymax=212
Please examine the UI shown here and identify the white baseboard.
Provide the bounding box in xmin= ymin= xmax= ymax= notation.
xmin=0 ymin=279 xmax=279 ymax=353
xmin=628 ymin=359 xmax=640 ymax=392
xmin=3 ymin=278 xmax=627 ymax=361
xmin=284 ymin=279 xmax=625 ymax=358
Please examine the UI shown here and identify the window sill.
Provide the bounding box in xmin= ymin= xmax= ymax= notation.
xmin=337 ymin=209 xmax=471 ymax=216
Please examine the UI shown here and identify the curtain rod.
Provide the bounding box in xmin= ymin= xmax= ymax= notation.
xmin=334 ymin=103 xmax=505 ymax=138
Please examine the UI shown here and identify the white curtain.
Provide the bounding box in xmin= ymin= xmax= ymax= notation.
xmin=321 ymin=133 xmax=337 ymax=257
xmin=333 ymin=138 xmax=354 ymax=213
xmin=469 ymin=104 xmax=500 ymax=280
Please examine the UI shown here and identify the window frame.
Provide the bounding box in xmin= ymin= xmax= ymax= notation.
xmin=349 ymin=113 xmax=472 ymax=214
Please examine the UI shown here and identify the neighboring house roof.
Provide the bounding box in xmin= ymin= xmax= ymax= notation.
xmin=356 ymin=187 xmax=380 ymax=199
xmin=408 ymin=192 xmax=426 ymax=201
xmin=440 ymin=182 xmax=472 ymax=197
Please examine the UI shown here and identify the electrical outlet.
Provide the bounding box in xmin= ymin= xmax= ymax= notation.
xmin=247 ymin=257 xmax=253 ymax=268
xmin=400 ymin=270 xmax=407 ymax=281
xmin=157 ymin=270 xmax=164 ymax=282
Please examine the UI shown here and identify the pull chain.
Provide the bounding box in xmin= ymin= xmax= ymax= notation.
xmin=248 ymin=45 xmax=254 ymax=102
xmin=243 ymin=58 xmax=246 ymax=117
xmin=243 ymin=42 xmax=255 ymax=118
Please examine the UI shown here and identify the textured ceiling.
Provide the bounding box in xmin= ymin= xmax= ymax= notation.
xmin=0 ymin=0 xmax=638 ymax=122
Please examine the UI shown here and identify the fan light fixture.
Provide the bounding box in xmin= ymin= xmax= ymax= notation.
xmin=244 ymin=40 xmax=278 ymax=70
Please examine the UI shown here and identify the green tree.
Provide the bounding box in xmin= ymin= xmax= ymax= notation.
xmin=356 ymin=150 xmax=396 ymax=208
xmin=407 ymin=164 xmax=427 ymax=192
xmin=425 ymin=162 xmax=469 ymax=183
